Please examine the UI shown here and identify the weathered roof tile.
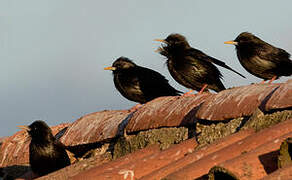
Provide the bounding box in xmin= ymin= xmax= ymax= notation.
xmin=165 ymin=119 xmax=292 ymax=179
xmin=209 ymin=131 xmax=292 ymax=180
xmin=60 ymin=110 xmax=132 ymax=146
xmin=126 ymin=94 xmax=212 ymax=133
xmin=196 ymin=83 xmax=281 ymax=121
xmin=265 ymin=79 xmax=292 ymax=111
xmin=260 ymin=163 xmax=292 ymax=180
xmin=71 ymin=144 xmax=160 ymax=180
xmin=140 ymin=129 xmax=254 ymax=180
xmin=72 ymin=138 xmax=197 ymax=180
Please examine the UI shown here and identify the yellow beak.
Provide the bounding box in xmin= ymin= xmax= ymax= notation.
xmin=224 ymin=41 xmax=238 ymax=45
xmin=17 ymin=125 xmax=30 ymax=131
xmin=154 ymin=39 xmax=167 ymax=44
xmin=104 ymin=66 xmax=117 ymax=71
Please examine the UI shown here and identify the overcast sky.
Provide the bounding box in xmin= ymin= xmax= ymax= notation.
xmin=0 ymin=1 xmax=291 ymax=136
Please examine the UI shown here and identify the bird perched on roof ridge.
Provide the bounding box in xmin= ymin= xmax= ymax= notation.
xmin=225 ymin=32 xmax=292 ymax=83
xmin=104 ymin=57 xmax=181 ymax=105
xmin=155 ymin=33 xmax=245 ymax=94
xmin=18 ymin=120 xmax=70 ymax=177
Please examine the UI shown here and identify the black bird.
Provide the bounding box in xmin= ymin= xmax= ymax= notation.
xmin=155 ymin=34 xmax=245 ymax=94
xmin=18 ymin=120 xmax=70 ymax=177
xmin=225 ymin=32 xmax=292 ymax=83
xmin=104 ymin=57 xmax=181 ymax=104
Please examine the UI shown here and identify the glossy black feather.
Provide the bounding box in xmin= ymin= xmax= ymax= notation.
xmin=158 ymin=34 xmax=245 ymax=92
xmin=232 ymin=32 xmax=292 ymax=80
xmin=109 ymin=57 xmax=181 ymax=103
xmin=27 ymin=120 xmax=70 ymax=176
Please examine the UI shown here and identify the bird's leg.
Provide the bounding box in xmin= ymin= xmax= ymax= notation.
xmin=268 ymin=76 xmax=277 ymax=84
xmin=182 ymin=90 xmax=194 ymax=96
xmin=198 ymin=84 xmax=208 ymax=94
xmin=260 ymin=80 xmax=266 ymax=84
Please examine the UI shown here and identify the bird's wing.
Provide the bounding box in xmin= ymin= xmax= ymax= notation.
xmin=137 ymin=66 xmax=181 ymax=96
xmin=114 ymin=73 xmax=145 ymax=102
xmin=184 ymin=52 xmax=223 ymax=83
xmin=188 ymin=48 xmax=246 ymax=78
xmin=54 ymin=139 xmax=68 ymax=150
xmin=258 ymin=46 xmax=291 ymax=64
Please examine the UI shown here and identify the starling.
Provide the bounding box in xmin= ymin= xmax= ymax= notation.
xmin=155 ymin=33 xmax=245 ymax=93
xmin=18 ymin=120 xmax=70 ymax=177
xmin=225 ymin=32 xmax=292 ymax=83
xmin=104 ymin=57 xmax=181 ymax=104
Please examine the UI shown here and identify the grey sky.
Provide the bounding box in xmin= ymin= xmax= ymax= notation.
xmin=0 ymin=1 xmax=291 ymax=136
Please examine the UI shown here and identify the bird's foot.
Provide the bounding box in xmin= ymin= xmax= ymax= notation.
xmin=258 ymin=76 xmax=277 ymax=84
xmin=268 ymin=76 xmax=277 ymax=84
xmin=198 ymin=84 xmax=208 ymax=94
xmin=182 ymin=90 xmax=195 ymax=97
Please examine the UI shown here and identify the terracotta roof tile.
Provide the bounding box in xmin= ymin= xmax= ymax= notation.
xmin=209 ymin=131 xmax=292 ymax=180
xmin=260 ymin=163 xmax=292 ymax=180
xmin=164 ymin=119 xmax=292 ymax=179
xmin=140 ymin=129 xmax=254 ymax=180
xmin=71 ymin=144 xmax=160 ymax=180
xmin=126 ymin=94 xmax=212 ymax=133
xmin=265 ymin=79 xmax=292 ymax=111
xmin=0 ymin=123 xmax=69 ymax=167
xmin=60 ymin=110 xmax=132 ymax=146
xmin=196 ymin=83 xmax=281 ymax=121
xmin=16 ymin=145 xmax=160 ymax=180
xmin=72 ymin=138 xmax=197 ymax=180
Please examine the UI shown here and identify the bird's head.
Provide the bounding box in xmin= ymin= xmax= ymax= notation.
xmin=224 ymin=32 xmax=261 ymax=47
xmin=18 ymin=120 xmax=54 ymax=143
xmin=164 ymin=34 xmax=189 ymax=46
xmin=154 ymin=33 xmax=190 ymax=57
xmin=104 ymin=57 xmax=136 ymax=72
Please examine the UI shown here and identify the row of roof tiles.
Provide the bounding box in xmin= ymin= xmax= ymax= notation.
xmin=63 ymin=80 xmax=291 ymax=146
xmin=41 ymin=118 xmax=292 ymax=180
xmin=0 ymin=79 xmax=291 ymax=179
xmin=63 ymin=80 xmax=291 ymax=147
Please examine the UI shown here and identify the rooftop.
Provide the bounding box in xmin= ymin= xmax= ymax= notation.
xmin=0 ymin=79 xmax=291 ymax=180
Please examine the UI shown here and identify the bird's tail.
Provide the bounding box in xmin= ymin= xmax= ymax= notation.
xmin=279 ymin=59 xmax=292 ymax=76
xmin=213 ymin=81 xmax=226 ymax=93
xmin=286 ymin=60 xmax=292 ymax=76
xmin=210 ymin=57 xmax=246 ymax=78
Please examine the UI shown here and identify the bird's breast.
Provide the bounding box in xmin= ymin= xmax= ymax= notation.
xmin=113 ymin=73 xmax=145 ymax=102
xmin=238 ymin=54 xmax=276 ymax=79
xmin=114 ymin=73 xmax=139 ymax=91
